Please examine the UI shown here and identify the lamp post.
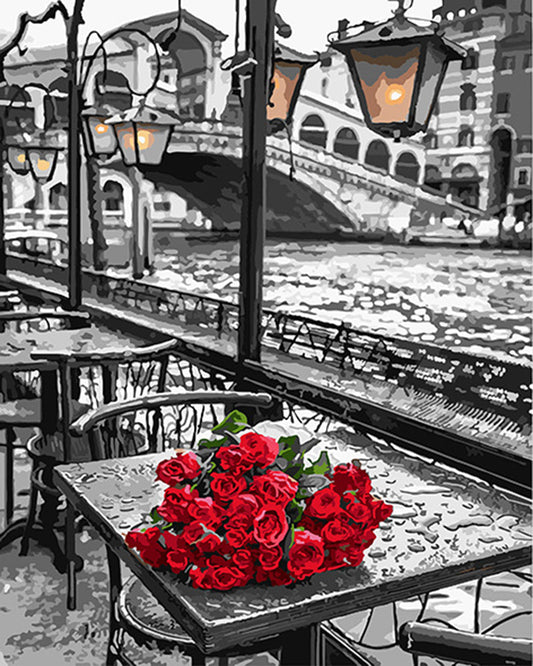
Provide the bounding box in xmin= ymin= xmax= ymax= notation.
xmin=103 ymin=101 xmax=178 ymax=278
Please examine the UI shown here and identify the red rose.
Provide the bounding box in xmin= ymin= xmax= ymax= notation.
xmin=125 ymin=527 xmax=168 ymax=568
xmin=162 ymin=531 xmax=188 ymax=552
xmin=181 ymin=521 xmax=205 ymax=546
xmin=239 ymin=432 xmax=279 ymax=468
xmin=211 ymin=472 xmax=247 ymax=504
xmin=321 ymin=518 xmax=355 ymax=544
xmin=167 ymin=549 xmax=189 ymax=574
xmin=125 ymin=526 xmax=161 ymax=550
xmin=306 ymin=487 xmax=342 ymax=519
xmin=333 ymin=463 xmax=371 ymax=497
xmin=253 ymin=505 xmax=289 ymax=547
xmin=321 ymin=546 xmax=347 ymax=572
xmin=225 ymin=527 xmax=252 ymax=549
xmin=216 ymin=445 xmax=252 ymax=474
xmin=156 ymin=452 xmax=201 ymax=486
xmin=288 ymin=530 xmax=325 ymax=581
xmin=139 ymin=542 xmax=168 ymax=568
xmin=189 ymin=497 xmax=222 ymax=527
xmin=232 ymin=549 xmax=255 ymax=573
xmin=269 ymin=568 xmax=293 ymax=587
xmin=344 ymin=545 xmax=364 ymax=567
xmin=189 ymin=566 xmax=212 ymax=589
xmin=344 ymin=495 xmax=372 ymax=524
xmin=250 ymin=470 xmax=299 ymax=507
xmin=196 ymin=531 xmax=223 ymax=554
xmin=158 ymin=486 xmax=198 ymax=523
xmin=369 ymin=499 xmax=393 ymax=524
xmin=258 ymin=545 xmax=283 ymax=571
xmin=226 ymin=494 xmax=259 ymax=530
xmin=209 ymin=566 xmax=243 ymax=591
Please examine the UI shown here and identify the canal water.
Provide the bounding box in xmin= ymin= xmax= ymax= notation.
xmin=152 ymin=237 xmax=532 ymax=361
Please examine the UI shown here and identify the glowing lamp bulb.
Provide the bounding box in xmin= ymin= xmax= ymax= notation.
xmin=385 ymin=84 xmax=406 ymax=105
xmin=136 ymin=129 xmax=154 ymax=150
xmin=16 ymin=153 xmax=26 ymax=164
xmin=37 ymin=159 xmax=50 ymax=171
xmin=95 ymin=123 xmax=108 ymax=134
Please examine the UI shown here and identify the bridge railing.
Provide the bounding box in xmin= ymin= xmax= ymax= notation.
xmin=7 ymin=252 xmax=531 ymax=430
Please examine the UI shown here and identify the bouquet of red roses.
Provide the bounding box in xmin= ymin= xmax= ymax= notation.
xmin=126 ymin=411 xmax=393 ymax=590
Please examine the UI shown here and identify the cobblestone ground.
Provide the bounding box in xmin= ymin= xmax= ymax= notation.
xmin=151 ymin=239 xmax=532 ymax=361
xmin=1 ymin=451 xmax=531 ymax=666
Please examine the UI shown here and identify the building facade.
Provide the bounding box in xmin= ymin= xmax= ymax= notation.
xmin=424 ymin=0 xmax=532 ymax=214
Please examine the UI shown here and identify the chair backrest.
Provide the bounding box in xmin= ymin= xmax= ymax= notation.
xmin=399 ymin=621 xmax=532 ymax=666
xmin=69 ymin=390 xmax=273 ymax=461
xmin=31 ymin=337 xmax=180 ymax=463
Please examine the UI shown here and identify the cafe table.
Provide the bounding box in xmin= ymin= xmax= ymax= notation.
xmin=53 ymin=425 xmax=532 ymax=664
xmin=0 ymin=317 xmax=142 ymax=562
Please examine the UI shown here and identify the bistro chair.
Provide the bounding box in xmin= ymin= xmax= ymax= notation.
xmin=0 ymin=309 xmax=91 ymax=529
xmin=20 ymin=337 xmax=180 ymax=608
xmin=70 ymin=389 xmax=286 ymax=666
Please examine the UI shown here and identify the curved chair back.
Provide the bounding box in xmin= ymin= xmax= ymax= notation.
xmin=69 ymin=390 xmax=273 ymax=461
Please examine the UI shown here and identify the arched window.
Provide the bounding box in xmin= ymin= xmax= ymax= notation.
xmin=94 ymin=71 xmax=132 ymax=111
xmin=424 ymin=165 xmax=442 ymax=191
xmin=299 ymin=114 xmax=328 ymax=148
xmin=49 ymin=183 xmax=68 ymax=210
xmin=365 ymin=140 xmax=391 ymax=172
xmin=451 ymin=163 xmax=479 ymax=180
xmin=102 ymin=181 xmax=124 ymax=213
xmin=462 ymin=48 xmax=479 ymax=70
xmin=458 ymin=126 xmax=475 ymax=147
xmin=333 ymin=128 xmax=360 ymax=160
xmin=423 ymin=132 xmax=438 ymax=149
xmin=395 ymin=152 xmax=420 ymax=183
xmin=450 ymin=163 xmax=481 ymax=207
xmin=460 ymin=84 xmax=477 ymax=111
xmin=46 ymin=77 xmax=69 ymax=128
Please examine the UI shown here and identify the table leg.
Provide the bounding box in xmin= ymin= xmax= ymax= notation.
xmin=66 ymin=500 xmax=77 ymax=611
xmin=40 ymin=371 xmax=58 ymax=436
xmin=279 ymin=624 xmax=319 ymax=666
xmin=4 ymin=427 xmax=14 ymax=525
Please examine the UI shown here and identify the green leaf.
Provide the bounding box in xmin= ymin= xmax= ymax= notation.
xmin=149 ymin=507 xmax=163 ymax=524
xmin=299 ymin=473 xmax=330 ymax=490
xmin=278 ymin=436 xmax=300 ymax=459
xmin=286 ymin=499 xmax=304 ymax=524
xmin=212 ymin=410 xmax=248 ymax=435
xmin=197 ymin=436 xmax=227 ymax=450
xmin=303 ymin=451 xmax=332 ymax=477
xmin=281 ymin=524 xmax=296 ymax=559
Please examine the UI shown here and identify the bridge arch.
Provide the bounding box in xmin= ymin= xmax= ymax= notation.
xmin=299 ymin=114 xmax=328 ymax=149
xmin=333 ymin=128 xmax=360 ymax=161
xmin=365 ymin=139 xmax=391 ymax=173
xmin=395 ymin=152 xmax=420 ymax=184
xmin=100 ymin=172 xmax=133 ymax=228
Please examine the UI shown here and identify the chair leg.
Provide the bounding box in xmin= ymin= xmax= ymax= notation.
xmin=66 ymin=500 xmax=77 ymax=611
xmin=19 ymin=468 xmax=39 ymax=556
xmin=4 ymin=427 xmax=15 ymax=525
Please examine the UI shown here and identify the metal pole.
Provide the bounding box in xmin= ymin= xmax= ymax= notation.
xmin=66 ymin=0 xmax=85 ymax=310
xmin=238 ymin=0 xmax=276 ymax=364
xmin=129 ymin=165 xmax=144 ymax=280
xmin=0 ymin=120 xmax=6 ymax=276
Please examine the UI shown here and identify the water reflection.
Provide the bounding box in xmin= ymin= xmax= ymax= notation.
xmin=152 ymin=239 xmax=531 ymax=361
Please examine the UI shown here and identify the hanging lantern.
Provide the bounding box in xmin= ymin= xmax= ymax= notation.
xmin=268 ymin=44 xmax=318 ymax=132
xmin=329 ymin=3 xmax=465 ymax=140
xmin=105 ymin=101 xmax=178 ymax=166
xmin=27 ymin=147 xmax=59 ymax=183
xmin=82 ymin=105 xmax=118 ymax=158
xmin=7 ymin=146 xmax=30 ymax=175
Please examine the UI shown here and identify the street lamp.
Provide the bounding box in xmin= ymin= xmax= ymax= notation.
xmin=268 ymin=45 xmax=317 ymax=132
xmin=7 ymin=147 xmax=30 ymax=175
xmin=329 ymin=0 xmax=465 ymax=140
xmin=105 ymin=101 xmax=178 ymax=166
xmin=27 ymin=146 xmax=59 ymax=183
xmin=82 ymin=105 xmax=118 ymax=158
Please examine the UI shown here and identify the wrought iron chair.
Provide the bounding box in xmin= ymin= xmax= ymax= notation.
xmin=0 ymin=309 xmax=91 ymax=528
xmin=20 ymin=337 xmax=180 ymax=609
xmin=70 ymin=390 xmax=286 ymax=666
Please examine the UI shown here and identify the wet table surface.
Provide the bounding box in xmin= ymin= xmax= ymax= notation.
xmin=0 ymin=325 xmax=138 ymax=370
xmin=54 ymin=424 xmax=532 ymax=655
